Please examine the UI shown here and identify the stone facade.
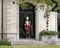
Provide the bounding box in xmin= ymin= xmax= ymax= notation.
xmin=0 ymin=0 xmax=19 ymax=41
xmin=6 ymin=0 xmax=19 ymax=41
xmin=0 ymin=0 xmax=59 ymax=44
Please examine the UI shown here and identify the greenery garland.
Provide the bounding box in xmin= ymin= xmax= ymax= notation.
xmin=16 ymin=0 xmax=60 ymax=11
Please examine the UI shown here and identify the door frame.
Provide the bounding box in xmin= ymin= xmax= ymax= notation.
xmin=18 ymin=4 xmax=36 ymax=39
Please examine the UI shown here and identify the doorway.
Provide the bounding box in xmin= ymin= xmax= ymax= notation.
xmin=19 ymin=3 xmax=35 ymax=39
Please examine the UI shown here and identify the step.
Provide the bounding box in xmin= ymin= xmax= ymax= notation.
xmin=13 ymin=39 xmax=60 ymax=45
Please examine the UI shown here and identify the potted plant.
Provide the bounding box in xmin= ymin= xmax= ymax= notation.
xmin=39 ymin=30 xmax=59 ymax=41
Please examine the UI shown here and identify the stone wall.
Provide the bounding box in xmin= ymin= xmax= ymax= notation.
xmin=6 ymin=0 xmax=19 ymax=41
xmin=0 ymin=0 xmax=19 ymax=41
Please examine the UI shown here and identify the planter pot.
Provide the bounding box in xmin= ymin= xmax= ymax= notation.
xmin=42 ymin=35 xmax=58 ymax=41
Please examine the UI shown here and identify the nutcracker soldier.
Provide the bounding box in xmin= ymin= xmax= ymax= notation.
xmin=24 ymin=16 xmax=31 ymax=39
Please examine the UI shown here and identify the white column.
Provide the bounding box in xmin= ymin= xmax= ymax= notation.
xmin=35 ymin=6 xmax=40 ymax=40
xmin=35 ymin=4 xmax=46 ymax=40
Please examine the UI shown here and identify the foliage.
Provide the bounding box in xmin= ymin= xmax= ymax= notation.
xmin=39 ymin=30 xmax=59 ymax=36
xmin=54 ymin=0 xmax=60 ymax=11
xmin=0 ymin=39 xmax=11 ymax=46
xmin=16 ymin=0 xmax=54 ymax=10
xmin=16 ymin=0 xmax=60 ymax=11
xmin=17 ymin=0 xmax=54 ymax=5
xmin=20 ymin=3 xmax=29 ymax=10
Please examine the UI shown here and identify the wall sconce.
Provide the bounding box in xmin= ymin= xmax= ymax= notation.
xmin=12 ymin=1 xmax=15 ymax=4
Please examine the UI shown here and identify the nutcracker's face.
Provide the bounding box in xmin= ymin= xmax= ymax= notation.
xmin=26 ymin=16 xmax=29 ymax=20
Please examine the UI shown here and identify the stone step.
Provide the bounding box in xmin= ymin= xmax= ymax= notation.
xmin=13 ymin=41 xmax=47 ymax=45
xmin=13 ymin=39 xmax=60 ymax=45
xmin=13 ymin=39 xmax=47 ymax=45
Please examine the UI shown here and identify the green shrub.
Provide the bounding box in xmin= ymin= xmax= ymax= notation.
xmin=0 ymin=39 xmax=11 ymax=46
xmin=40 ymin=30 xmax=59 ymax=36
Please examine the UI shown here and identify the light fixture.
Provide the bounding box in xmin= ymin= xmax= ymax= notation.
xmin=12 ymin=1 xmax=15 ymax=4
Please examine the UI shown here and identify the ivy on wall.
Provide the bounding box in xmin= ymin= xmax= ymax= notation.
xmin=54 ymin=0 xmax=60 ymax=11
xmin=16 ymin=0 xmax=60 ymax=11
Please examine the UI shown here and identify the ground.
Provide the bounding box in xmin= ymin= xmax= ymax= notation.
xmin=0 ymin=45 xmax=60 ymax=48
